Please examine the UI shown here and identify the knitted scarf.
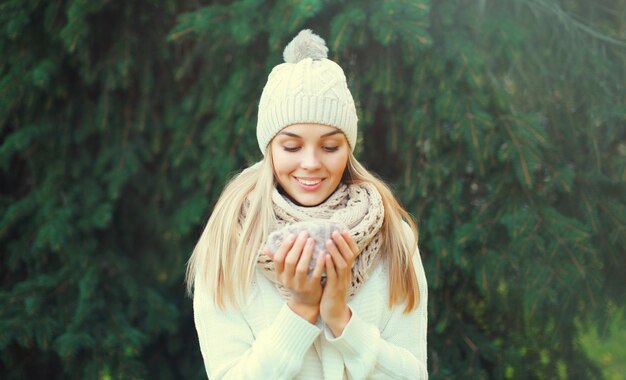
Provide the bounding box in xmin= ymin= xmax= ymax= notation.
xmin=254 ymin=182 xmax=385 ymax=300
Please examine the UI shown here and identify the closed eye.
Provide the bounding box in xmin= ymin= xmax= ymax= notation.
xmin=283 ymin=146 xmax=339 ymax=152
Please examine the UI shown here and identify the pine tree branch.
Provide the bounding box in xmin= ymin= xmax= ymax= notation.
xmin=520 ymin=0 xmax=626 ymax=47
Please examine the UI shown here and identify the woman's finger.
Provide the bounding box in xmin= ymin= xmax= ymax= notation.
xmin=284 ymin=231 xmax=308 ymax=277
xmin=326 ymin=238 xmax=348 ymax=272
xmin=272 ymin=234 xmax=295 ymax=274
xmin=331 ymin=231 xmax=355 ymax=264
xmin=311 ymin=250 xmax=326 ymax=282
xmin=325 ymin=253 xmax=336 ymax=286
xmin=295 ymin=238 xmax=315 ymax=281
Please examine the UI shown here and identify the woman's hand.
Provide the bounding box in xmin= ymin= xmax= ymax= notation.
xmin=319 ymin=230 xmax=360 ymax=336
xmin=264 ymin=231 xmax=325 ymax=323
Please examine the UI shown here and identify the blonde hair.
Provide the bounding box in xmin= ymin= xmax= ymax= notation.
xmin=186 ymin=146 xmax=420 ymax=312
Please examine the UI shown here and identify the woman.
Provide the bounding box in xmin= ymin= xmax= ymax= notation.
xmin=187 ymin=29 xmax=428 ymax=379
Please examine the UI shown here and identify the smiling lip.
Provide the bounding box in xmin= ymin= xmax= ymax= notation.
xmin=294 ymin=177 xmax=324 ymax=191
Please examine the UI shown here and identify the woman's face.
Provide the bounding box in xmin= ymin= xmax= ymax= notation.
xmin=270 ymin=123 xmax=350 ymax=207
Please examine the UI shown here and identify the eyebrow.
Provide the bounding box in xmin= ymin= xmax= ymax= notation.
xmin=279 ymin=130 xmax=343 ymax=138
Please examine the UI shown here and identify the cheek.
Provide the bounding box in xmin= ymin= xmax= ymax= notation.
xmin=270 ymin=145 xmax=283 ymax=170
xmin=270 ymin=152 xmax=280 ymax=173
xmin=329 ymin=154 xmax=349 ymax=177
xmin=271 ymin=149 xmax=293 ymax=177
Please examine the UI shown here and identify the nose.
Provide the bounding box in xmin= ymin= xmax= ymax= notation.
xmin=300 ymin=147 xmax=321 ymax=170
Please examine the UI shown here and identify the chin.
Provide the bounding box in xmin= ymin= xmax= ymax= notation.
xmin=291 ymin=195 xmax=324 ymax=207
xmin=293 ymin=188 xmax=338 ymax=207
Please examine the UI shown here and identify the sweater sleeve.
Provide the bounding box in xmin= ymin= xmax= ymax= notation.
xmin=325 ymin=243 xmax=429 ymax=379
xmin=193 ymin=280 xmax=321 ymax=379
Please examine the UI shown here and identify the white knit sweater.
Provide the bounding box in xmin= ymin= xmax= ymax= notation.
xmin=193 ymin=227 xmax=428 ymax=379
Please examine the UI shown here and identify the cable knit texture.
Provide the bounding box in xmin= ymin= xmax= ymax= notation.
xmin=251 ymin=182 xmax=384 ymax=300
xmin=256 ymin=29 xmax=358 ymax=154
xmin=193 ymin=222 xmax=428 ymax=379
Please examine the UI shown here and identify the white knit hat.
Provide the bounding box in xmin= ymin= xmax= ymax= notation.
xmin=256 ymin=29 xmax=358 ymax=155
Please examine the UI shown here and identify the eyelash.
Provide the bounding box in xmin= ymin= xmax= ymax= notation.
xmin=283 ymin=146 xmax=339 ymax=152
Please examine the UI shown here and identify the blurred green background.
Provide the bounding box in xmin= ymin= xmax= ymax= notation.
xmin=1 ymin=0 xmax=625 ymax=378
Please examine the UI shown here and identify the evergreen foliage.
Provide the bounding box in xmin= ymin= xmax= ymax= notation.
xmin=1 ymin=0 xmax=624 ymax=378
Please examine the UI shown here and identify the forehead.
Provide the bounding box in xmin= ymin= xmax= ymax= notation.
xmin=279 ymin=123 xmax=345 ymax=139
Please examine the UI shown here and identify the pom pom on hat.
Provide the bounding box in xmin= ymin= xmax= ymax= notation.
xmin=256 ymin=29 xmax=358 ymax=155
xmin=283 ymin=29 xmax=329 ymax=63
